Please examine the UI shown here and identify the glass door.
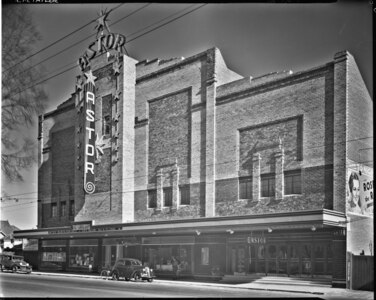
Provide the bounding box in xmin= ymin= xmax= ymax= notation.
xmin=267 ymin=244 xmax=277 ymax=274
xmin=256 ymin=245 xmax=266 ymax=274
xmin=289 ymin=244 xmax=299 ymax=276
xmin=248 ymin=245 xmax=256 ymax=273
xmin=277 ymin=244 xmax=288 ymax=274
xmin=301 ymin=243 xmax=312 ymax=277
xmin=229 ymin=245 xmax=247 ymax=274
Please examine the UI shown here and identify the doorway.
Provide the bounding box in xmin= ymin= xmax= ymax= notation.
xmin=229 ymin=245 xmax=246 ymax=274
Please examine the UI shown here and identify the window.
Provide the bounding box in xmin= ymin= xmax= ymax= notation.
xmin=61 ymin=201 xmax=67 ymax=217
xmin=103 ymin=115 xmax=111 ymax=136
xmin=239 ymin=177 xmax=252 ymax=199
xmin=51 ymin=203 xmax=57 ymax=217
xmin=163 ymin=187 xmax=172 ymax=207
xmin=69 ymin=200 xmax=75 ymax=216
xmin=180 ymin=186 xmax=190 ymax=205
xmin=284 ymin=170 xmax=302 ymax=194
xmin=261 ymin=174 xmax=275 ymax=197
xmin=201 ymin=247 xmax=209 ymax=265
xmin=148 ymin=190 xmax=157 ymax=208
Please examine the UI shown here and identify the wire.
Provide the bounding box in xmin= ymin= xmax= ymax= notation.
xmin=126 ymin=4 xmax=207 ymax=44
xmin=5 ymin=3 xmax=152 ymax=82
xmin=4 ymin=4 xmax=208 ymax=99
xmin=1 ymin=134 xmax=373 ymax=198
xmin=2 ymin=3 xmax=125 ymax=74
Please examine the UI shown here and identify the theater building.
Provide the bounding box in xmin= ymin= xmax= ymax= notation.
xmin=14 ymin=22 xmax=373 ymax=287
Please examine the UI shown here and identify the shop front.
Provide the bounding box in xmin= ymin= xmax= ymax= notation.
xmin=226 ymin=230 xmax=334 ymax=278
xmin=14 ymin=209 xmax=347 ymax=284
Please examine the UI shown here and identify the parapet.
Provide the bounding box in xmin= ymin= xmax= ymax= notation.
xmin=136 ymin=56 xmax=185 ymax=79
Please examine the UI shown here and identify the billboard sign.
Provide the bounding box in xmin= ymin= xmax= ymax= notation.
xmin=346 ymin=168 xmax=373 ymax=216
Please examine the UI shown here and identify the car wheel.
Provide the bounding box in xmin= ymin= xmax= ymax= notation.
xmin=112 ymin=271 xmax=119 ymax=281
xmin=133 ymin=273 xmax=141 ymax=281
xmin=12 ymin=266 xmax=17 ymax=273
xmin=125 ymin=277 xmax=130 ymax=281
xmin=147 ymin=278 xmax=153 ymax=283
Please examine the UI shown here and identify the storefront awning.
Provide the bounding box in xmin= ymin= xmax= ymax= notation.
xmin=14 ymin=209 xmax=346 ymax=240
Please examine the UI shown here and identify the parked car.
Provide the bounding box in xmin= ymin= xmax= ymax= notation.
xmin=110 ymin=258 xmax=155 ymax=282
xmin=0 ymin=253 xmax=32 ymax=273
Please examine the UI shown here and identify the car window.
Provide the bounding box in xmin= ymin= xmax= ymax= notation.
xmin=132 ymin=260 xmax=141 ymax=266
xmin=125 ymin=260 xmax=131 ymax=266
xmin=117 ymin=260 xmax=124 ymax=265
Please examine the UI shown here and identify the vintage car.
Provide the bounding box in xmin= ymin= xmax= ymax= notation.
xmin=0 ymin=253 xmax=32 ymax=274
xmin=110 ymin=258 xmax=155 ymax=282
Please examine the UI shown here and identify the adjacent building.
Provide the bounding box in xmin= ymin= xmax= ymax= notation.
xmin=14 ymin=26 xmax=373 ymax=287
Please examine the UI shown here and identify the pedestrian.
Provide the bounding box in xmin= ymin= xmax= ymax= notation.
xmin=171 ymin=257 xmax=179 ymax=280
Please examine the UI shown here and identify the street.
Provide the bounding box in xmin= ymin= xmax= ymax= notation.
xmin=0 ymin=272 xmax=319 ymax=298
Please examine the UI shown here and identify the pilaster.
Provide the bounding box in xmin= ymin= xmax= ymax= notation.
xmin=275 ymin=148 xmax=285 ymax=200
xmin=156 ymin=168 xmax=163 ymax=209
xmin=252 ymin=153 xmax=261 ymax=201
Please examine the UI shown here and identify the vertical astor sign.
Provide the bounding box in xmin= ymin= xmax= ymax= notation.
xmin=83 ymin=70 xmax=97 ymax=194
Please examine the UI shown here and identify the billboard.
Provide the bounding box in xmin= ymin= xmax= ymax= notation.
xmin=346 ymin=168 xmax=373 ymax=216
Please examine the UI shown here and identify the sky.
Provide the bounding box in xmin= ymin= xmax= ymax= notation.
xmin=1 ymin=1 xmax=373 ymax=230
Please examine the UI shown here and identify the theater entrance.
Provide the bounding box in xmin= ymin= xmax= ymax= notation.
xmin=245 ymin=242 xmax=332 ymax=277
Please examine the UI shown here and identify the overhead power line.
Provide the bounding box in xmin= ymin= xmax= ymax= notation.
xmin=6 ymin=4 xmax=208 ymax=99
xmin=2 ymin=3 xmax=125 ymax=74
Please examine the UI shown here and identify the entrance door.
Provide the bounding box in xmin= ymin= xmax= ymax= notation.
xmin=289 ymin=244 xmax=300 ymax=276
xmin=229 ymin=246 xmax=246 ymax=274
xmin=277 ymin=244 xmax=288 ymax=274
xmin=267 ymin=244 xmax=277 ymax=274
xmin=248 ymin=245 xmax=256 ymax=273
xmin=301 ymin=244 xmax=312 ymax=277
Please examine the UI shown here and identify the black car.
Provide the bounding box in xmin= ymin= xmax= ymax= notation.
xmin=110 ymin=258 xmax=155 ymax=282
xmin=0 ymin=253 xmax=32 ymax=273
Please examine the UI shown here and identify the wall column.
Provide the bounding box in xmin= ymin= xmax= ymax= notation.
xmin=156 ymin=168 xmax=163 ymax=209
xmin=172 ymin=161 xmax=179 ymax=208
xmin=275 ymin=146 xmax=284 ymax=200
xmin=205 ymin=48 xmax=217 ymax=217
xmin=252 ymin=153 xmax=261 ymax=201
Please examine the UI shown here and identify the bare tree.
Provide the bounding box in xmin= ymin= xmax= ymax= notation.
xmin=2 ymin=5 xmax=48 ymax=182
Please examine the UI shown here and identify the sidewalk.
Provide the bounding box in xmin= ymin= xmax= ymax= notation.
xmin=31 ymin=271 xmax=374 ymax=299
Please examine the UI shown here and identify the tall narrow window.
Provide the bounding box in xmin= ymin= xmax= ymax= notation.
xmin=180 ymin=186 xmax=190 ymax=205
xmin=69 ymin=200 xmax=75 ymax=216
xmin=103 ymin=115 xmax=111 ymax=136
xmin=261 ymin=174 xmax=275 ymax=197
xmin=201 ymin=247 xmax=209 ymax=265
xmin=284 ymin=170 xmax=302 ymax=194
xmin=51 ymin=203 xmax=57 ymax=218
xmin=163 ymin=187 xmax=172 ymax=207
xmin=61 ymin=201 xmax=67 ymax=217
xmin=239 ymin=177 xmax=252 ymax=200
xmin=148 ymin=190 xmax=157 ymax=208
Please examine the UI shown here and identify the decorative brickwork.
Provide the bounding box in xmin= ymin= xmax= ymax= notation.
xmin=148 ymin=88 xmax=191 ymax=183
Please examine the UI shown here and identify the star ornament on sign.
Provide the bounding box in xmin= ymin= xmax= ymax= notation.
xmin=113 ymin=59 xmax=122 ymax=75
xmin=84 ymin=70 xmax=97 ymax=86
xmin=95 ymin=134 xmax=106 ymax=160
xmin=113 ymin=89 xmax=122 ymax=101
xmin=76 ymin=75 xmax=84 ymax=91
xmin=95 ymin=8 xmax=111 ymax=38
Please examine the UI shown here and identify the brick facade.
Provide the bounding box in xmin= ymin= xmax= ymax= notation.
xmin=38 ymin=48 xmax=371 ymax=238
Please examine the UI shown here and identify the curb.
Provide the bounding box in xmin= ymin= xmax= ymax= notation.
xmin=30 ymin=272 xmax=325 ymax=295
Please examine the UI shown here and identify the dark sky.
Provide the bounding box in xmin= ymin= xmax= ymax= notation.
xmin=1 ymin=1 xmax=373 ymax=229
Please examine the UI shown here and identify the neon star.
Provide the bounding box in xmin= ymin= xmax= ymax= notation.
xmin=113 ymin=60 xmax=121 ymax=75
xmin=84 ymin=70 xmax=97 ymax=86
xmin=95 ymin=8 xmax=111 ymax=37
xmin=113 ymin=89 xmax=122 ymax=101
xmin=95 ymin=134 xmax=105 ymax=159
xmin=76 ymin=76 xmax=84 ymax=91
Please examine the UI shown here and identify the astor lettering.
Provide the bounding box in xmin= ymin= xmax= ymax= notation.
xmin=78 ymin=33 xmax=126 ymax=71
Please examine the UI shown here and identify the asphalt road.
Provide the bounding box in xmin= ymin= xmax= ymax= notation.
xmin=0 ymin=272 xmax=320 ymax=298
